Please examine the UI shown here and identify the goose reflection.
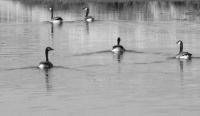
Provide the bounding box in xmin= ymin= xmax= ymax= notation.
xmin=179 ymin=59 xmax=192 ymax=72
xmin=177 ymin=59 xmax=192 ymax=80
xmin=85 ymin=22 xmax=90 ymax=34
xmin=178 ymin=59 xmax=184 ymax=73
xmin=51 ymin=23 xmax=54 ymax=34
xmin=177 ymin=59 xmax=185 ymax=87
xmin=113 ymin=52 xmax=124 ymax=63
xmin=42 ymin=68 xmax=53 ymax=92
xmin=50 ymin=23 xmax=54 ymax=40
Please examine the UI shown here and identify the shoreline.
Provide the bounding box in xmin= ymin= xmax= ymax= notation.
xmin=11 ymin=0 xmax=200 ymax=3
xmin=10 ymin=0 xmax=200 ymax=11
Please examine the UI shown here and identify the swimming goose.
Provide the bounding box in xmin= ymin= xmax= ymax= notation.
xmin=176 ymin=40 xmax=192 ymax=59
xmin=49 ymin=8 xmax=63 ymax=24
xmin=83 ymin=7 xmax=94 ymax=22
xmin=112 ymin=37 xmax=125 ymax=54
xmin=38 ymin=47 xmax=54 ymax=69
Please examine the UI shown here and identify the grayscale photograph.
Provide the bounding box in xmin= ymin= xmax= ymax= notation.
xmin=0 ymin=0 xmax=200 ymax=115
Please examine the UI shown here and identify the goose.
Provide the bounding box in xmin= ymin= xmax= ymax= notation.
xmin=49 ymin=8 xmax=63 ymax=24
xmin=38 ymin=47 xmax=54 ymax=69
xmin=176 ymin=40 xmax=192 ymax=59
xmin=83 ymin=7 xmax=94 ymax=22
xmin=112 ymin=37 xmax=125 ymax=54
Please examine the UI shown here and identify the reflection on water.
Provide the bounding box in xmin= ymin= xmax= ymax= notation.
xmin=1 ymin=0 xmax=200 ymax=116
xmin=112 ymin=52 xmax=124 ymax=63
xmin=50 ymin=23 xmax=54 ymax=39
xmin=41 ymin=68 xmax=53 ymax=92
xmin=85 ymin=22 xmax=90 ymax=34
xmin=49 ymin=22 xmax=63 ymax=40
xmin=179 ymin=59 xmax=184 ymax=73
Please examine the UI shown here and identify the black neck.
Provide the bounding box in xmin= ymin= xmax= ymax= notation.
xmin=179 ymin=42 xmax=183 ymax=53
xmin=51 ymin=9 xmax=54 ymax=19
xmin=117 ymin=39 xmax=120 ymax=45
xmin=85 ymin=9 xmax=89 ymax=17
xmin=45 ymin=49 xmax=49 ymax=62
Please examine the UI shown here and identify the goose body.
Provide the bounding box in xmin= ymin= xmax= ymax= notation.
xmin=38 ymin=47 xmax=54 ymax=69
xmin=176 ymin=40 xmax=192 ymax=59
xmin=176 ymin=52 xmax=192 ymax=59
xmin=83 ymin=7 xmax=94 ymax=22
xmin=112 ymin=37 xmax=125 ymax=54
xmin=85 ymin=16 xmax=94 ymax=22
xmin=49 ymin=8 xmax=63 ymax=24
xmin=51 ymin=17 xmax=63 ymax=24
xmin=38 ymin=61 xmax=53 ymax=69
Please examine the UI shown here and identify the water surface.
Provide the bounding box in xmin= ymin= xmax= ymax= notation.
xmin=1 ymin=0 xmax=200 ymax=115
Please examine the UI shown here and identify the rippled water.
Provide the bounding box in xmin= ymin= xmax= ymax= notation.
xmin=1 ymin=0 xmax=200 ymax=115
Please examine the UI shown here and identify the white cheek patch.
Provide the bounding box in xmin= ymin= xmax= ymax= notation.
xmin=38 ymin=64 xmax=45 ymax=69
xmin=86 ymin=18 xmax=93 ymax=22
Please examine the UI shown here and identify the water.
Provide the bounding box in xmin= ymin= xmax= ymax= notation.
xmin=1 ymin=0 xmax=200 ymax=115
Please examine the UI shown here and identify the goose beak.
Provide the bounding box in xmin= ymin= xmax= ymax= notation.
xmin=48 ymin=47 xmax=54 ymax=51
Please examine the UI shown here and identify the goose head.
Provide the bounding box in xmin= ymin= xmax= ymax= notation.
xmin=83 ymin=7 xmax=89 ymax=11
xmin=46 ymin=47 xmax=54 ymax=52
xmin=49 ymin=7 xmax=53 ymax=11
xmin=176 ymin=40 xmax=183 ymax=45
